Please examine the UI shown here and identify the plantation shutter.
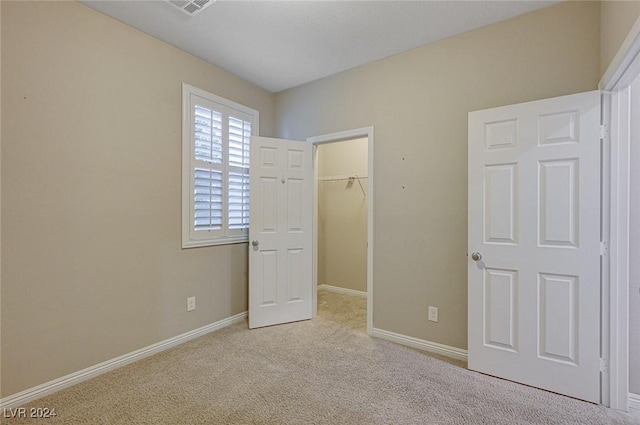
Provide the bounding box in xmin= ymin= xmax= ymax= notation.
xmin=194 ymin=168 xmax=223 ymax=231
xmin=193 ymin=105 xmax=223 ymax=234
xmin=183 ymin=85 xmax=257 ymax=248
xmin=228 ymin=117 xmax=251 ymax=234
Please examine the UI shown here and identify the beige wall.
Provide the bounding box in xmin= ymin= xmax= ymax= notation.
xmin=600 ymin=0 xmax=640 ymax=76
xmin=276 ymin=1 xmax=601 ymax=350
xmin=317 ymin=138 xmax=368 ymax=293
xmin=1 ymin=1 xmax=275 ymax=397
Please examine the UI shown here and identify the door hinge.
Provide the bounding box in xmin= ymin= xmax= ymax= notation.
xmin=600 ymin=358 xmax=609 ymax=374
xmin=600 ymin=241 xmax=609 ymax=256
xmin=600 ymin=124 xmax=609 ymax=141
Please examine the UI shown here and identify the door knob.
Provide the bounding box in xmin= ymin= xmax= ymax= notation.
xmin=251 ymin=240 xmax=259 ymax=247
xmin=471 ymin=252 xmax=482 ymax=261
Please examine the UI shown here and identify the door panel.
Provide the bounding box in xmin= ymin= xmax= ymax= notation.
xmin=484 ymin=268 xmax=518 ymax=351
xmin=484 ymin=163 xmax=518 ymax=244
xmin=287 ymin=249 xmax=304 ymax=301
xmin=260 ymin=177 xmax=278 ymax=232
xmin=539 ymin=159 xmax=579 ymax=247
xmin=468 ymin=91 xmax=601 ymax=403
xmin=538 ymin=273 xmax=578 ymax=364
xmin=249 ymin=137 xmax=313 ymax=329
xmin=259 ymin=250 xmax=277 ymax=306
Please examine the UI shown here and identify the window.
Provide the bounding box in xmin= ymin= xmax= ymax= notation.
xmin=182 ymin=84 xmax=258 ymax=248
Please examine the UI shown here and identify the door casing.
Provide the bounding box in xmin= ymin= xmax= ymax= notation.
xmin=599 ymin=16 xmax=640 ymax=411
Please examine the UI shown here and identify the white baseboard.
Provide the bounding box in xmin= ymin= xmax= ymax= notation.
xmin=318 ymin=284 xmax=367 ymax=298
xmin=629 ymin=393 xmax=640 ymax=415
xmin=0 ymin=311 xmax=247 ymax=410
xmin=371 ymin=327 xmax=468 ymax=362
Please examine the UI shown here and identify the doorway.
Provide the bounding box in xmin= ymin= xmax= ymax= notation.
xmin=308 ymin=127 xmax=374 ymax=335
xmin=316 ymin=138 xmax=368 ymax=332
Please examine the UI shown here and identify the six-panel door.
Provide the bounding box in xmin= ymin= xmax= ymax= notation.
xmin=468 ymin=91 xmax=601 ymax=403
xmin=249 ymin=137 xmax=313 ymax=329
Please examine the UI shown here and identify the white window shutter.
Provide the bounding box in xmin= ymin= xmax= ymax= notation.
xmin=193 ymin=168 xmax=223 ymax=231
xmin=228 ymin=117 xmax=250 ymax=168
xmin=182 ymin=84 xmax=258 ymax=248
xmin=228 ymin=171 xmax=250 ymax=230
xmin=194 ymin=106 xmax=222 ymax=164
xmin=227 ymin=116 xmax=251 ymax=233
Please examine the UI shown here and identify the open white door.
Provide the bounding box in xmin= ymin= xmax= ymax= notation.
xmin=249 ymin=136 xmax=313 ymax=329
xmin=468 ymin=91 xmax=602 ymax=403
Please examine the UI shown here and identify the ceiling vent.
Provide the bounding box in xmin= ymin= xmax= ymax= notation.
xmin=166 ymin=0 xmax=215 ymax=16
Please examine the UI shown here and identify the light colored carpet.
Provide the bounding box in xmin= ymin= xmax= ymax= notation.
xmin=317 ymin=290 xmax=367 ymax=333
xmin=4 ymin=291 xmax=639 ymax=424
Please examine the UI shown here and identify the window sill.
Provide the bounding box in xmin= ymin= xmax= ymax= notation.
xmin=182 ymin=236 xmax=248 ymax=249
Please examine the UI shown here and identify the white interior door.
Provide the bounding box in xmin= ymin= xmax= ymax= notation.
xmin=249 ymin=136 xmax=313 ymax=329
xmin=468 ymin=91 xmax=602 ymax=403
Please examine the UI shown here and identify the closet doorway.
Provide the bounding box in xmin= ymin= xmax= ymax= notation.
xmin=309 ymin=128 xmax=374 ymax=335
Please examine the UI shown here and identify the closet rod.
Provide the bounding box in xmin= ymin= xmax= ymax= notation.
xmin=317 ymin=174 xmax=368 ymax=182
xmin=318 ymin=174 xmax=367 ymax=198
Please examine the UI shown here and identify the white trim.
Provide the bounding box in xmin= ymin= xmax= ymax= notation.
xmin=601 ymin=92 xmax=612 ymax=408
xmin=308 ymin=127 xmax=374 ymax=336
xmin=182 ymin=236 xmax=249 ymax=249
xmin=607 ymin=86 xmax=631 ymax=411
xmin=0 ymin=312 xmax=247 ymax=410
xmin=371 ymin=328 xmax=468 ymax=362
xmin=629 ymin=393 xmax=640 ymax=415
xmin=600 ymin=16 xmax=640 ymax=91
xmin=181 ymin=83 xmax=258 ymax=249
xmin=600 ymin=17 xmax=640 ymax=412
xmin=318 ymin=284 xmax=367 ymax=298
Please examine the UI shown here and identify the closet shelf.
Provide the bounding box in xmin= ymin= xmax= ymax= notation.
xmin=317 ymin=174 xmax=368 ymax=182
xmin=318 ymin=174 xmax=367 ymax=198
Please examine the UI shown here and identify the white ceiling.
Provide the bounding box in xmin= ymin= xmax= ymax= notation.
xmin=82 ymin=0 xmax=558 ymax=93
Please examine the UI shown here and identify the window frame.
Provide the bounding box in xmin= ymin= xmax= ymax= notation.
xmin=182 ymin=83 xmax=258 ymax=248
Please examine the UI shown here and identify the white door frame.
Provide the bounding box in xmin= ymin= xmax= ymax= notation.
xmin=599 ymin=16 xmax=640 ymax=411
xmin=307 ymin=127 xmax=374 ymax=335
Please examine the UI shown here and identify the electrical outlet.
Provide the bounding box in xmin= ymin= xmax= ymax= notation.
xmin=187 ymin=296 xmax=196 ymax=312
xmin=428 ymin=306 xmax=438 ymax=322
